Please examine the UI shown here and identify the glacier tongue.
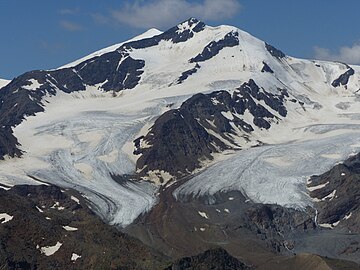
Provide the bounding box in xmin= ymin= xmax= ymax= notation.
xmin=174 ymin=128 xmax=360 ymax=208
xmin=4 ymin=90 xmax=170 ymax=226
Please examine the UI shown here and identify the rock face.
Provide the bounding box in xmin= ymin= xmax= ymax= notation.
xmin=332 ymin=66 xmax=355 ymax=87
xmin=261 ymin=61 xmax=274 ymax=73
xmin=165 ymin=248 xmax=252 ymax=270
xmin=308 ymin=153 xmax=360 ymax=232
xmin=246 ymin=205 xmax=316 ymax=237
xmin=190 ymin=31 xmax=239 ymax=63
xmin=265 ymin=43 xmax=286 ymax=59
xmin=135 ymin=79 xmax=291 ymax=179
xmin=176 ymin=63 xmax=200 ymax=84
xmin=0 ymin=185 xmax=166 ymax=270
xmin=135 ymin=108 xmax=220 ymax=181
xmin=125 ymin=184 xmax=360 ymax=269
xmin=124 ymin=17 xmax=205 ymax=49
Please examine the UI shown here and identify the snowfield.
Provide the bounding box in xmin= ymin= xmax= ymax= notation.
xmin=1 ymin=21 xmax=360 ymax=226
xmin=0 ymin=78 xmax=10 ymax=89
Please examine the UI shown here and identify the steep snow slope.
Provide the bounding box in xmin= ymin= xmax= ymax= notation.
xmin=59 ymin=28 xmax=163 ymax=69
xmin=0 ymin=78 xmax=10 ymax=88
xmin=1 ymin=19 xmax=360 ymax=227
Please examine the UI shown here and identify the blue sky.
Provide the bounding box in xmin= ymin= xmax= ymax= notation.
xmin=1 ymin=0 xmax=360 ymax=79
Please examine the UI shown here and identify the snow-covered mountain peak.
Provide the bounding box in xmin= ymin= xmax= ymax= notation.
xmin=176 ymin=17 xmax=205 ymax=32
xmin=1 ymin=19 xmax=360 ymax=227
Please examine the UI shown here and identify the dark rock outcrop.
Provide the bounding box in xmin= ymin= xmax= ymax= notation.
xmin=261 ymin=61 xmax=274 ymax=73
xmin=165 ymin=248 xmax=252 ymax=270
xmin=176 ymin=63 xmax=200 ymax=84
xmin=135 ymin=108 xmax=220 ymax=180
xmin=123 ymin=18 xmax=205 ymax=50
xmin=332 ymin=67 xmax=355 ymax=87
xmin=265 ymin=43 xmax=286 ymax=59
xmin=308 ymin=152 xmax=360 ymax=232
xmin=190 ymin=31 xmax=239 ymax=63
xmin=0 ymin=185 xmax=167 ymax=269
xmin=135 ymin=80 xmax=291 ymax=178
xmin=245 ymin=204 xmax=316 ymax=253
xmin=0 ymin=127 xmax=22 ymax=159
xmin=246 ymin=205 xmax=316 ymax=234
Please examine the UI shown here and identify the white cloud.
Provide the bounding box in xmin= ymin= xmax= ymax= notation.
xmin=314 ymin=43 xmax=360 ymax=65
xmin=110 ymin=0 xmax=241 ymax=29
xmin=59 ymin=20 xmax=83 ymax=32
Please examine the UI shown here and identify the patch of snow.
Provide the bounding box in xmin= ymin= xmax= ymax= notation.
xmin=51 ymin=202 xmax=65 ymax=210
xmin=70 ymin=196 xmax=80 ymax=204
xmin=341 ymin=172 xmax=346 ymax=176
xmin=23 ymin=79 xmax=42 ymax=91
xmin=322 ymin=190 xmax=336 ymax=201
xmin=221 ymin=111 xmax=234 ymax=120
xmin=224 ymin=208 xmax=230 ymax=213
xmin=71 ymin=253 xmax=81 ymax=262
xmin=36 ymin=206 xmax=44 ymax=213
xmin=307 ymin=182 xmax=329 ymax=192
xmin=0 ymin=185 xmax=11 ymax=190
xmin=205 ymin=119 xmax=217 ymax=129
xmin=198 ymin=211 xmax=209 ymax=219
xmin=228 ymin=197 xmax=234 ymax=201
xmin=211 ymin=97 xmax=220 ymax=105
xmin=40 ymin=242 xmax=62 ymax=256
xmin=199 ymin=227 xmax=206 ymax=232
xmin=63 ymin=225 xmax=78 ymax=231
xmin=333 ymin=220 xmax=340 ymax=227
xmin=319 ymin=223 xmax=333 ymax=229
xmin=51 ymin=202 xmax=60 ymax=208
xmin=344 ymin=212 xmax=352 ymax=220
xmin=319 ymin=219 xmax=340 ymax=229
xmin=143 ymin=170 xmax=173 ymax=185
xmin=0 ymin=213 xmax=13 ymax=223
